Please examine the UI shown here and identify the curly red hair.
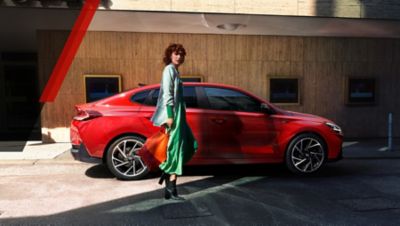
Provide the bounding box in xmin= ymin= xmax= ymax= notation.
xmin=163 ymin=43 xmax=186 ymax=65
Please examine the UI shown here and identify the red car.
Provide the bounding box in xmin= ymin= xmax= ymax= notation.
xmin=71 ymin=82 xmax=343 ymax=180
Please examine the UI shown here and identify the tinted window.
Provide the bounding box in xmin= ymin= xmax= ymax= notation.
xmin=183 ymin=86 xmax=198 ymax=108
xmin=348 ymin=78 xmax=375 ymax=104
xmin=204 ymin=87 xmax=261 ymax=112
xmin=148 ymin=89 xmax=160 ymax=106
xmin=85 ymin=76 xmax=120 ymax=103
xmin=130 ymin=90 xmax=151 ymax=104
xmin=145 ymin=87 xmax=199 ymax=108
xmin=270 ymin=78 xmax=298 ymax=103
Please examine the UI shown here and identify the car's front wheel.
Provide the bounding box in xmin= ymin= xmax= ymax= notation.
xmin=285 ymin=133 xmax=327 ymax=175
xmin=106 ymin=135 xmax=149 ymax=180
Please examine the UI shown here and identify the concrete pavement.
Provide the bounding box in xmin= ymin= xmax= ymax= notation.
xmin=1 ymin=153 xmax=400 ymax=225
xmin=0 ymin=138 xmax=400 ymax=225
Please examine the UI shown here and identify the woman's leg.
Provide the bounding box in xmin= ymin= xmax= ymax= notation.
xmin=165 ymin=174 xmax=184 ymax=200
xmin=169 ymin=174 xmax=177 ymax=181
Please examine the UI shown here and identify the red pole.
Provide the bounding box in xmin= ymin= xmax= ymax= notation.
xmin=39 ymin=0 xmax=100 ymax=103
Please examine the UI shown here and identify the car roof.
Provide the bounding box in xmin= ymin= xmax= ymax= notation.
xmin=128 ymin=82 xmax=267 ymax=103
xmin=89 ymin=81 xmax=282 ymax=114
xmin=133 ymin=82 xmax=252 ymax=93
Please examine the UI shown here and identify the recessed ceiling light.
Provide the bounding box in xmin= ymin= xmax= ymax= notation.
xmin=216 ymin=23 xmax=246 ymax=31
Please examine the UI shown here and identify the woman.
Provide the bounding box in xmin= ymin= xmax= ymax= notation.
xmin=150 ymin=43 xmax=198 ymax=201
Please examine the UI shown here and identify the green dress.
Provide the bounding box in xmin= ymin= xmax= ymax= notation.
xmin=158 ymin=72 xmax=198 ymax=175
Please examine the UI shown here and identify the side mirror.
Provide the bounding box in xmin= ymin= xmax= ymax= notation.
xmin=261 ymin=103 xmax=275 ymax=114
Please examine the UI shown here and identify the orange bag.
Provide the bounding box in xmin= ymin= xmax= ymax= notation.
xmin=137 ymin=127 xmax=169 ymax=171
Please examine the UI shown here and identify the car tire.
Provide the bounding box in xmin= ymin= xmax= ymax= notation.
xmin=285 ymin=133 xmax=327 ymax=175
xmin=106 ymin=135 xmax=150 ymax=180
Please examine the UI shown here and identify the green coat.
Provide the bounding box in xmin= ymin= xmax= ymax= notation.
xmin=150 ymin=64 xmax=198 ymax=175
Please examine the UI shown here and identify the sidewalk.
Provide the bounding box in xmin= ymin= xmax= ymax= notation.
xmin=0 ymin=138 xmax=399 ymax=163
xmin=342 ymin=138 xmax=400 ymax=158
xmin=0 ymin=141 xmax=76 ymax=164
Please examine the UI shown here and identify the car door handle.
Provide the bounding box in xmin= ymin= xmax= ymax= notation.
xmin=211 ymin=118 xmax=226 ymax=124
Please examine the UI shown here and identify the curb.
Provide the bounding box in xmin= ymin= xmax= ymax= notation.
xmin=0 ymin=159 xmax=85 ymax=165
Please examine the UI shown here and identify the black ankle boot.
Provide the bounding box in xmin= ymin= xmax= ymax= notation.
xmin=165 ymin=179 xmax=185 ymax=201
xmin=158 ymin=172 xmax=169 ymax=185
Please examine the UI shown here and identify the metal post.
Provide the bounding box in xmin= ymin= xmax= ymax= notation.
xmin=388 ymin=113 xmax=392 ymax=151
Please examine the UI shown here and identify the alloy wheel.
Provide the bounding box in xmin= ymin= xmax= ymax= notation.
xmin=110 ymin=138 xmax=147 ymax=178
xmin=290 ymin=137 xmax=325 ymax=173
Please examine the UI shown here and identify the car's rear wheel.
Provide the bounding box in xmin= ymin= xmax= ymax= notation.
xmin=106 ymin=135 xmax=149 ymax=180
xmin=285 ymin=133 xmax=327 ymax=175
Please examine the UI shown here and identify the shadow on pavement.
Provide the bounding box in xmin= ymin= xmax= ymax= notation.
xmin=1 ymin=158 xmax=400 ymax=225
xmin=85 ymin=164 xmax=115 ymax=179
xmin=83 ymin=160 xmax=371 ymax=182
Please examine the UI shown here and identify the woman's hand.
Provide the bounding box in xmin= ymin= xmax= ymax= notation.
xmin=166 ymin=118 xmax=173 ymax=128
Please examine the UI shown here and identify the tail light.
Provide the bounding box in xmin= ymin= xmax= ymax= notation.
xmin=73 ymin=107 xmax=103 ymax=121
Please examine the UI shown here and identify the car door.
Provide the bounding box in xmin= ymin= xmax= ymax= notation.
xmin=134 ymin=86 xmax=209 ymax=158
xmin=200 ymin=86 xmax=278 ymax=159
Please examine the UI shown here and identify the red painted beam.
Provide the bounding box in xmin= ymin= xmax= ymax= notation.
xmin=39 ymin=0 xmax=100 ymax=103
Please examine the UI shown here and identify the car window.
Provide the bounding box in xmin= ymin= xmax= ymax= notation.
xmin=148 ymin=89 xmax=159 ymax=106
xmin=130 ymin=90 xmax=151 ymax=104
xmin=203 ymin=87 xmax=261 ymax=112
xmin=183 ymin=86 xmax=198 ymax=108
xmin=145 ymin=86 xmax=199 ymax=108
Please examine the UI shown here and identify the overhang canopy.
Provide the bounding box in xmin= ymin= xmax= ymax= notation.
xmin=1 ymin=8 xmax=400 ymax=51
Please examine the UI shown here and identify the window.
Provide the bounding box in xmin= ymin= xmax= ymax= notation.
xmin=347 ymin=78 xmax=376 ymax=104
xmin=203 ymin=87 xmax=261 ymax=112
xmin=183 ymin=86 xmax=198 ymax=108
xmin=148 ymin=89 xmax=160 ymax=106
xmin=130 ymin=90 xmax=151 ymax=104
xmin=146 ymin=86 xmax=199 ymax=108
xmin=181 ymin=75 xmax=203 ymax=82
xmin=269 ymin=78 xmax=299 ymax=104
xmin=84 ymin=75 xmax=121 ymax=103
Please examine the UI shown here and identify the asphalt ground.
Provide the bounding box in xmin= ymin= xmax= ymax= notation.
xmin=0 ymin=138 xmax=399 ymax=225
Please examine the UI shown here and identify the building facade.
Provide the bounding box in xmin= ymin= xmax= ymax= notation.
xmin=1 ymin=0 xmax=400 ymax=142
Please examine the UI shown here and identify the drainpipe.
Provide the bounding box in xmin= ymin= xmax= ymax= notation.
xmin=388 ymin=113 xmax=393 ymax=151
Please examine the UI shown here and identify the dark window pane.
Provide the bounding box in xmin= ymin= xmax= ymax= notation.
xmin=183 ymin=86 xmax=198 ymax=108
xmin=270 ymin=79 xmax=298 ymax=103
xmin=85 ymin=77 xmax=120 ymax=103
xmin=204 ymin=87 xmax=260 ymax=112
xmin=348 ymin=78 xmax=375 ymax=103
xmin=182 ymin=77 xmax=201 ymax=82
xmin=130 ymin=90 xmax=150 ymax=104
xmin=146 ymin=87 xmax=199 ymax=108
xmin=147 ymin=89 xmax=160 ymax=106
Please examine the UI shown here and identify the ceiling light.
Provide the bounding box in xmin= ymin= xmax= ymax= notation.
xmin=216 ymin=23 xmax=246 ymax=31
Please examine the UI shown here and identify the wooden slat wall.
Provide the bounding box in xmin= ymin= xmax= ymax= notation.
xmin=38 ymin=30 xmax=400 ymax=140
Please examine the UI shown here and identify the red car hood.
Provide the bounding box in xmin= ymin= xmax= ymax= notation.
xmin=282 ymin=110 xmax=330 ymax=123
